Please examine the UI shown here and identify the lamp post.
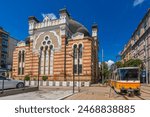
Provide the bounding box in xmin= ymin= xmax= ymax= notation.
xmin=37 ymin=50 xmax=41 ymax=90
xmin=13 ymin=68 xmax=15 ymax=79
xmin=68 ymin=53 xmax=75 ymax=94
xmin=102 ymin=49 xmax=104 ymax=84
xmin=78 ymin=48 xmax=80 ymax=92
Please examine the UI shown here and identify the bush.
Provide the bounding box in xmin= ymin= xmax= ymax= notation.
xmin=42 ymin=76 xmax=48 ymax=81
xmin=24 ymin=75 xmax=30 ymax=81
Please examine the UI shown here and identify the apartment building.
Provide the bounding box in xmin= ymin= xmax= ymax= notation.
xmin=0 ymin=27 xmax=18 ymax=69
xmin=121 ymin=9 xmax=150 ymax=83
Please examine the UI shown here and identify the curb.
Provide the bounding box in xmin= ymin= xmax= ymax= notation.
xmin=0 ymin=87 xmax=38 ymax=97
xmin=58 ymin=92 xmax=77 ymax=100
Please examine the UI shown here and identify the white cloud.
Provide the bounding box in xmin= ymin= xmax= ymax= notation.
xmin=133 ymin=0 xmax=145 ymax=7
xmin=106 ymin=60 xmax=115 ymax=68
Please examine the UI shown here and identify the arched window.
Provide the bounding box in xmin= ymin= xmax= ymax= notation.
xmin=18 ymin=50 xmax=25 ymax=75
xmin=18 ymin=51 xmax=21 ymax=75
xmin=22 ymin=50 xmax=25 ymax=74
xmin=72 ymin=44 xmax=83 ymax=74
xmin=79 ymin=44 xmax=82 ymax=58
xmin=22 ymin=50 xmax=25 ymax=62
xmin=49 ymin=45 xmax=54 ymax=75
xmin=73 ymin=44 xmax=77 ymax=59
xmin=78 ymin=44 xmax=83 ymax=74
xmin=40 ymin=36 xmax=54 ymax=75
xmin=73 ymin=44 xmax=78 ymax=74
xmin=19 ymin=51 xmax=21 ymax=62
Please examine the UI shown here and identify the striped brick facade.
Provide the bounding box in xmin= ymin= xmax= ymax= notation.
xmin=12 ymin=8 xmax=99 ymax=83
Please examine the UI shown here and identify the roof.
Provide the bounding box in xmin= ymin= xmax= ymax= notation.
xmin=68 ymin=19 xmax=90 ymax=37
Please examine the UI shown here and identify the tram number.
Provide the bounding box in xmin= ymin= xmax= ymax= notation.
xmin=78 ymin=105 xmax=135 ymax=113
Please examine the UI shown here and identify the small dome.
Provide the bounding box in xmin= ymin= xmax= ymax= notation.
xmin=68 ymin=19 xmax=82 ymax=33
xmin=77 ymin=27 xmax=90 ymax=36
xmin=68 ymin=19 xmax=90 ymax=37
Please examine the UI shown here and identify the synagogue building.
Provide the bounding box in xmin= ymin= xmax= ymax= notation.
xmin=12 ymin=8 xmax=99 ymax=83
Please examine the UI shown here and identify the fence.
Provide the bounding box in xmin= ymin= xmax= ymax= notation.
xmin=0 ymin=79 xmax=91 ymax=94
xmin=25 ymin=81 xmax=91 ymax=87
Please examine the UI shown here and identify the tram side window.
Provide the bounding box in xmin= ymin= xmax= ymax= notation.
xmin=115 ymin=73 xmax=117 ymax=80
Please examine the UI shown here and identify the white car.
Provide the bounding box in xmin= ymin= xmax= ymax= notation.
xmin=0 ymin=76 xmax=24 ymax=90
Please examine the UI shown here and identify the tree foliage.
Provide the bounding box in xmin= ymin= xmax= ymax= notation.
xmin=101 ymin=62 xmax=110 ymax=79
xmin=115 ymin=61 xmax=124 ymax=68
xmin=124 ymin=59 xmax=143 ymax=68
xmin=113 ymin=59 xmax=143 ymax=69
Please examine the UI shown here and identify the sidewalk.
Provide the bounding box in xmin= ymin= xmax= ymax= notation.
xmin=0 ymin=86 xmax=75 ymax=100
xmin=64 ymin=86 xmax=123 ymax=100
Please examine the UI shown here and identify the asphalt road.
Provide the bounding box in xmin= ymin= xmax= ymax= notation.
xmin=0 ymin=86 xmax=74 ymax=100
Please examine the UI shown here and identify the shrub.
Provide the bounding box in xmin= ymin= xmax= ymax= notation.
xmin=42 ymin=76 xmax=48 ymax=81
xmin=24 ymin=75 xmax=30 ymax=81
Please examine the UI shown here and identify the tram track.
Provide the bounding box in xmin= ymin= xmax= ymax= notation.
xmin=122 ymin=95 xmax=145 ymax=100
xmin=109 ymin=86 xmax=146 ymax=100
xmin=109 ymin=86 xmax=129 ymax=100
xmin=141 ymin=90 xmax=150 ymax=95
xmin=135 ymin=96 xmax=145 ymax=100
xmin=141 ymin=88 xmax=150 ymax=92
xmin=122 ymin=95 xmax=129 ymax=100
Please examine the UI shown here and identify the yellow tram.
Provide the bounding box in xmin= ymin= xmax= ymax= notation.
xmin=109 ymin=67 xmax=141 ymax=96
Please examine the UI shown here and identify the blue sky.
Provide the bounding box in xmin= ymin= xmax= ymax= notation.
xmin=0 ymin=0 xmax=150 ymax=63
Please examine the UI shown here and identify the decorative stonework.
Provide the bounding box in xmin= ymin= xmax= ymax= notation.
xmin=60 ymin=25 xmax=66 ymax=36
xmin=33 ymin=31 xmax=61 ymax=51
xmin=29 ymin=19 xmax=66 ymax=30
xmin=72 ymin=32 xmax=84 ymax=39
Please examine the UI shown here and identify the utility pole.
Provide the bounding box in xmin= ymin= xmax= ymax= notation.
xmin=102 ymin=49 xmax=104 ymax=84
xmin=145 ymin=35 xmax=149 ymax=84
xmin=78 ymin=47 xmax=80 ymax=92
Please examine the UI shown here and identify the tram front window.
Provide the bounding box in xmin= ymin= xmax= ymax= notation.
xmin=119 ymin=69 xmax=139 ymax=81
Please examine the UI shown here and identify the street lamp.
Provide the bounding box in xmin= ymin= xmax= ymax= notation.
xmin=77 ymin=47 xmax=80 ymax=92
xmin=102 ymin=48 xmax=104 ymax=84
xmin=37 ymin=49 xmax=42 ymax=90
xmin=68 ymin=52 xmax=75 ymax=94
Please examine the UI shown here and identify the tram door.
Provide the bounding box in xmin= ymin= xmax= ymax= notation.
xmin=140 ymin=70 xmax=146 ymax=83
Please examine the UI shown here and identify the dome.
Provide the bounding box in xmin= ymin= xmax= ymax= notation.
xmin=76 ymin=27 xmax=90 ymax=36
xmin=68 ymin=19 xmax=90 ymax=37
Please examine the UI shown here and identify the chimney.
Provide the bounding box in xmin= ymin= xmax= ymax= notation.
xmin=59 ymin=8 xmax=70 ymax=20
xmin=92 ymin=24 xmax=98 ymax=39
xmin=28 ymin=16 xmax=39 ymax=31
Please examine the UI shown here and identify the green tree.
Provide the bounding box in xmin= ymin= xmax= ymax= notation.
xmin=101 ymin=62 xmax=110 ymax=79
xmin=124 ymin=59 xmax=143 ymax=69
xmin=115 ymin=61 xmax=124 ymax=68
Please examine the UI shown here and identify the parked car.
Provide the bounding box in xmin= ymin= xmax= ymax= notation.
xmin=0 ymin=76 xmax=24 ymax=90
